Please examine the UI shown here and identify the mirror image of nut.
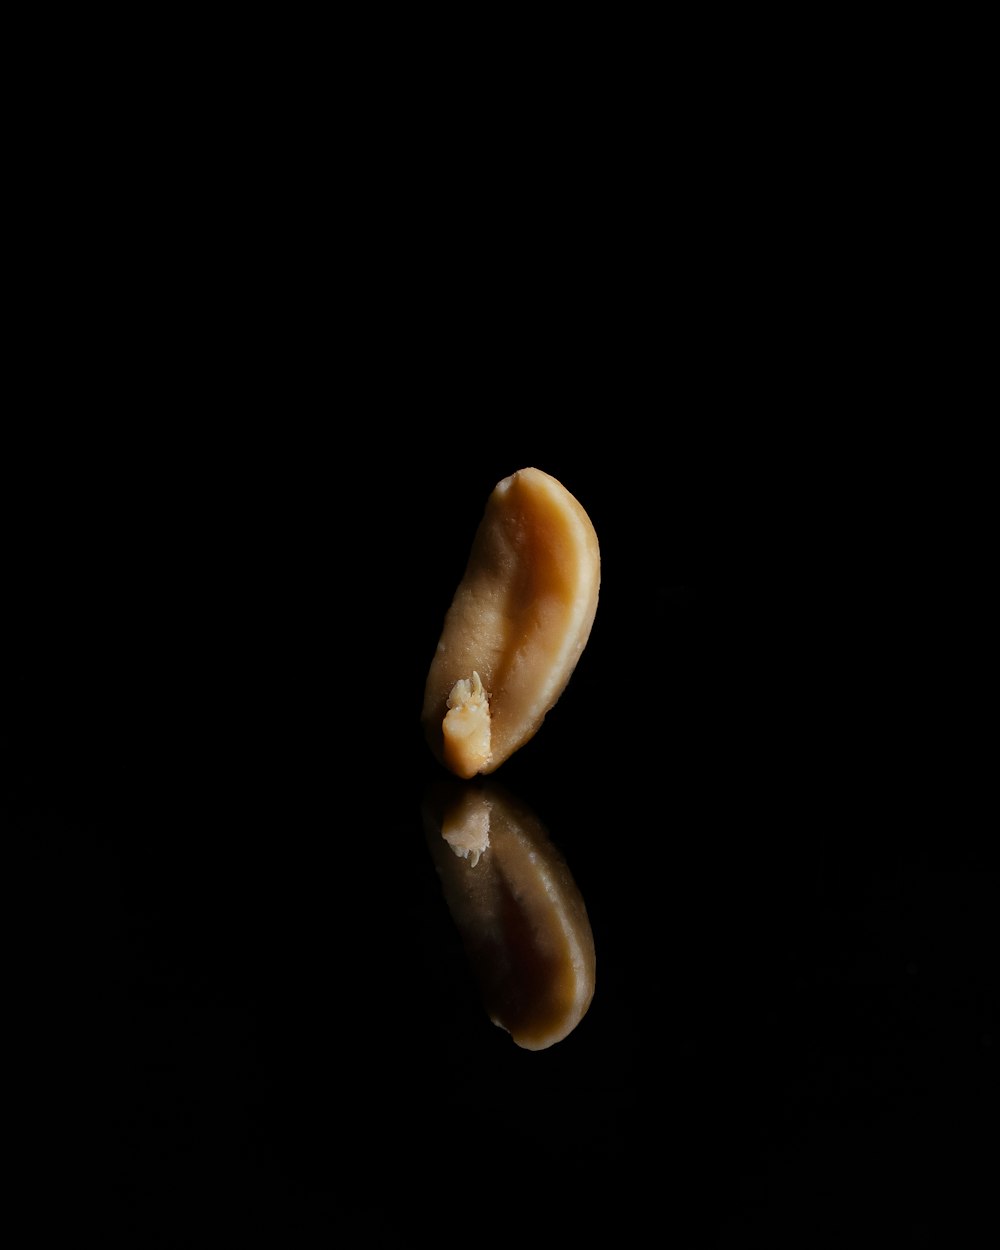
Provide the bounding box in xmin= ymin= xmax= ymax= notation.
xmin=422 ymin=467 xmax=600 ymax=779
xmin=422 ymin=779 xmax=596 ymax=1050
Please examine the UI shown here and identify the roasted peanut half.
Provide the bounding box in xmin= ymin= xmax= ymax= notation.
xmin=422 ymin=780 xmax=596 ymax=1050
xmin=422 ymin=467 xmax=600 ymax=778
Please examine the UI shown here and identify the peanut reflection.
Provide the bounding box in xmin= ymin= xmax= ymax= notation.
xmin=422 ymin=779 xmax=596 ymax=1051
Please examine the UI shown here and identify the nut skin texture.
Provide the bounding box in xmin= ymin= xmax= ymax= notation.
xmin=422 ymin=467 xmax=600 ymax=778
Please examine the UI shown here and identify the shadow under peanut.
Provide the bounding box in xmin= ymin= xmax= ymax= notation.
xmin=421 ymin=778 xmax=596 ymax=1051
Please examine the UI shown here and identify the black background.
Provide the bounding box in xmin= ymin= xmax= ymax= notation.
xmin=7 ymin=415 xmax=993 ymax=1247
xmin=5 ymin=63 xmax=994 ymax=1237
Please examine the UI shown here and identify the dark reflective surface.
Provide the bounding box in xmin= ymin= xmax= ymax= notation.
xmin=11 ymin=440 xmax=992 ymax=1245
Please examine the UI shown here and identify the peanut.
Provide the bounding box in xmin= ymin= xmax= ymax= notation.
xmin=422 ymin=467 xmax=600 ymax=778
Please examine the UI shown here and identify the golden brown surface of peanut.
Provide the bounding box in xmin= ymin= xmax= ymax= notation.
xmin=422 ymin=467 xmax=600 ymax=778
xmin=422 ymin=780 xmax=596 ymax=1050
